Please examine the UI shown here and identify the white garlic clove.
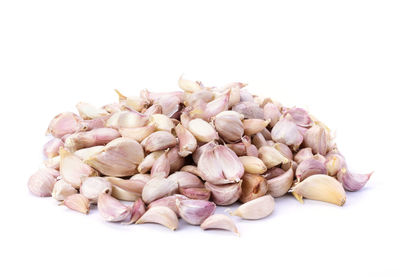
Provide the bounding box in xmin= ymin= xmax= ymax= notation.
xmin=64 ymin=128 xmax=120 ymax=152
xmin=136 ymin=206 xmax=179 ymax=231
xmin=214 ymin=111 xmax=244 ymax=143
xmin=119 ymin=125 xmax=156 ymax=142
xmin=141 ymin=176 xmax=179 ymax=204
xmin=43 ymin=138 xmax=64 ymax=158
xmin=138 ymin=151 xmax=164 ymax=174
xmin=111 ymin=185 xmax=141 ymax=201
xmin=76 ymin=102 xmax=109 ymax=119
xmin=178 ymin=75 xmax=202 ymax=93
xmin=150 ymin=114 xmax=175 ymax=132
xmin=188 ymin=118 xmax=219 ymax=143
xmin=243 ymin=119 xmax=270 ymax=136
xmin=175 ymin=124 xmax=197 ymax=157
xmin=80 ymin=177 xmax=112 ymax=203
xmin=214 ymin=145 xmax=244 ymax=183
xmin=205 ymin=181 xmax=242 ymax=206
xmin=271 ymin=115 xmax=303 ymax=150
xmin=62 ymin=194 xmax=90 ymax=214
xmin=97 ymin=192 xmax=131 ymax=222
xmin=200 ymin=214 xmax=239 ymax=235
xmin=150 ymin=151 xmax=170 ymax=178
xmin=167 ymin=171 xmax=204 ymax=189
xmin=52 ymin=179 xmax=77 ymax=201
xmin=27 ymin=168 xmax=59 ymax=197
xmin=141 ymin=131 xmax=177 ymax=152
xmin=231 ymin=195 xmax=275 ymax=220
xmin=60 ymin=148 xmax=95 ymax=189
xmin=294 ymin=147 xmax=314 ymax=164
xmin=267 ymin=166 xmax=294 ymax=197
xmin=303 ymin=124 xmax=328 ymax=155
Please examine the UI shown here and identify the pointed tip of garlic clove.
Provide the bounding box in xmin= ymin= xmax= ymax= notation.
xmin=337 ymin=168 xmax=373 ymax=192
xmin=136 ymin=206 xmax=179 ymax=231
xmin=97 ymin=192 xmax=131 ymax=222
xmin=232 ymin=195 xmax=275 ymax=220
xmin=200 ymin=214 xmax=239 ymax=235
xmin=62 ymin=194 xmax=90 ymax=214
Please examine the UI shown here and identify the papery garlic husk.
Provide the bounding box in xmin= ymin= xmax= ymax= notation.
xmin=136 ymin=206 xmax=179 ymax=230
xmin=167 ymin=171 xmax=204 ymax=189
xmin=303 ymin=124 xmax=328 ymax=155
xmin=138 ymin=151 xmax=164 ymax=173
xmin=28 ymin=168 xmax=59 ymax=197
xmin=258 ymin=145 xmax=289 ymax=169
xmin=151 ymin=151 xmax=170 ymax=178
xmin=294 ymin=147 xmax=314 ymax=164
xmin=106 ymin=110 xmax=148 ymax=129
xmin=62 ymin=194 xmax=90 ymax=214
xmin=97 ymin=191 xmax=131 ymax=222
xmin=231 ymin=195 xmax=274 ymax=220
xmin=263 ymin=167 xmax=285 ymax=180
xmin=76 ymin=102 xmax=109 ymax=119
xmin=80 ymin=177 xmax=112 ymax=203
xmin=267 ymin=166 xmax=294 ymax=197
xmin=47 ymin=112 xmax=86 ymax=138
xmin=273 ymin=142 xmax=293 ymax=160
xmin=176 ymin=199 xmax=216 ymax=225
xmin=192 ymin=141 xmax=217 ymax=165
xmin=157 ymin=95 xmax=182 ymax=118
xmin=291 ymin=174 xmax=346 ymax=206
xmin=125 ymin=198 xmax=146 ymax=224
xmin=119 ymin=125 xmax=156 ymax=142
xmin=200 ymin=214 xmax=239 ymax=235
xmin=239 ymin=156 xmax=267 ymax=174
xmin=180 ymin=165 xmax=206 ymax=180
xmin=166 ymin=146 xmax=185 ymax=172
xmin=263 ymin=103 xmax=281 ymax=127
xmin=142 ymin=176 xmax=179 ymax=204
xmin=188 ymin=118 xmax=219 ymax=143
xmin=296 ymin=157 xmax=327 ymax=182
xmin=175 ymin=124 xmax=197 ymax=157
xmin=106 ymin=176 xmax=146 ymax=194
xmin=271 ymin=115 xmax=303 ymax=150
xmin=43 ymin=138 xmax=64 ymax=158
xmin=147 ymin=194 xmax=188 ymax=215
xmin=243 ymin=119 xmax=270 ymax=136
xmin=150 ymin=114 xmax=175 ymax=132
xmin=232 ymin=101 xmax=264 ymax=119
xmin=52 ymin=179 xmax=77 ymax=201
xmin=337 ymin=168 xmax=373 ymax=192
xmin=240 ymin=174 xmax=268 ymax=203
xmin=141 ymin=131 xmax=177 ymax=152
xmin=325 ymin=151 xmax=346 ymax=176
xmin=205 ymin=181 xmax=242 ymax=206
xmin=179 ymin=187 xmax=210 ymax=200
xmin=214 ymin=111 xmax=244 ymax=143
xmin=64 ymin=128 xmax=121 ymax=152
xmin=60 ymin=148 xmax=95 ymax=189
xmin=85 ymin=137 xmax=144 ymax=177
xmin=111 ymin=185 xmax=141 ymax=201
xmin=227 ymin=142 xmax=247 ymax=156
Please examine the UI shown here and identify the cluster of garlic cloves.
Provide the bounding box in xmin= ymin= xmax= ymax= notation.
xmin=28 ymin=76 xmax=372 ymax=234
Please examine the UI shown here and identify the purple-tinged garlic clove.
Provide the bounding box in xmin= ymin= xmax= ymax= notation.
xmin=27 ymin=168 xmax=59 ymax=197
xmin=97 ymin=191 xmax=131 ymax=222
xmin=263 ymin=103 xmax=281 ymax=127
xmin=271 ymin=115 xmax=303 ymax=150
xmin=200 ymin=214 xmax=239 ymax=235
xmin=166 ymin=146 xmax=185 ymax=172
xmin=60 ymin=148 xmax=95 ymax=189
xmin=227 ymin=142 xmax=247 ymax=156
xmin=43 ymin=138 xmax=64 ymax=158
xmin=73 ymin=146 xmax=104 ymax=161
xmin=214 ymin=111 xmax=244 ymax=143
xmin=80 ymin=177 xmax=112 ymax=203
xmin=125 ymin=198 xmax=146 ymax=224
xmin=180 ymin=165 xmax=206 ymax=180
xmin=52 ymin=179 xmax=77 ymax=201
xmin=241 ymin=136 xmax=259 ymax=157
xmin=263 ymin=167 xmax=285 ymax=180
xmin=64 ymin=128 xmax=121 ymax=152
xmin=176 ymin=199 xmax=216 ymax=225
xmin=337 ymin=168 xmax=373 ymax=192
xmin=303 ymin=124 xmax=328 ymax=155
xmin=175 ymin=124 xmax=197 ymax=157
xmin=119 ymin=125 xmax=156 ymax=142
xmin=192 ymin=141 xmax=217 ymax=165
xmin=267 ymin=166 xmax=294 ymax=197
xmin=138 ymin=151 xmax=164 ymax=173
xmin=106 ymin=176 xmax=146 ymax=194
xmin=179 ymin=187 xmax=211 ymax=200
xmin=214 ymin=145 xmax=245 ymax=183
xmin=196 ymin=92 xmax=230 ymax=121
xmin=296 ymin=157 xmax=327 ymax=182
xmin=258 ymin=145 xmax=289 ymax=169
xmin=106 ymin=110 xmax=148 ymax=129
xmin=167 ymin=171 xmax=204 ymax=189
xmin=252 ymin=132 xmax=269 ymax=149
xmin=141 ymin=131 xmax=177 ymax=152
xmin=240 ymin=173 xmax=268 ymax=203
xmin=205 ymin=181 xmax=242 ymax=206
xmin=232 ymin=101 xmax=264 ymax=119
xmin=143 ymin=104 xmax=163 ymax=117
xmin=294 ymin=147 xmax=314 ymax=164
xmin=150 ymin=151 xmax=170 ymax=178
xmin=47 ymin=112 xmax=86 ymax=138
xmin=136 ymin=206 xmax=179 ymax=231
xmin=142 ymin=176 xmax=179 ymax=204
xmin=62 ymin=194 xmax=90 ymax=214
xmin=284 ymin=107 xmax=312 ymax=128
xmin=197 ymin=147 xmax=226 ymax=184
xmin=231 ymin=195 xmax=274 ymax=220
xmin=148 ymin=194 xmax=188 ymax=215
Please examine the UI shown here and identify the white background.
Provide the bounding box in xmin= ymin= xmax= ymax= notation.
xmin=1 ymin=0 xmax=399 ymax=276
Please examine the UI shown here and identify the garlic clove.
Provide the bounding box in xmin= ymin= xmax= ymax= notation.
xmin=85 ymin=137 xmax=144 ymax=177
xmin=148 ymin=194 xmax=188 ymax=215
xmin=143 ymin=104 xmax=163 ymax=116
xmin=138 ymin=151 xmax=164 ymax=173
xmin=271 ymin=115 xmax=304 ymax=150
xmin=200 ymin=214 xmax=239 ymax=235
xmin=192 ymin=141 xmax=217 ymax=165
xmin=291 ymin=174 xmax=346 ymax=206
xmin=52 ymin=179 xmax=77 ymax=201
xmin=60 ymin=148 xmax=95 ymax=189
xmin=226 ymin=142 xmax=247 ymax=156
xmin=303 ymin=124 xmax=328 ymax=155
xmin=44 ymin=155 xmax=61 ymax=169
xmin=197 ymin=147 xmax=226 ymax=184
xmin=214 ymin=111 xmax=244 ymax=143
xmin=43 ymin=138 xmax=64 ymax=158
xmin=150 ymin=151 xmax=170 ymax=178
xmin=179 ymin=187 xmax=211 ymax=200
xmin=178 ymin=75 xmax=202 ymax=93
xmin=80 ymin=177 xmax=112 ymax=203
xmin=240 ymin=173 xmax=268 ymax=203
xmin=150 ymin=114 xmax=175 ymax=132
xmin=337 ymin=168 xmax=373 ymax=192
xmin=119 ymin=125 xmax=156 ymax=142
xmin=205 ymin=181 xmax=242 ymax=206
xmin=141 ymin=176 xmax=179 ymax=204
xmin=156 ymin=95 xmax=182 ymax=118
xmin=239 ymin=156 xmax=267 ymax=174
xmin=296 ymin=157 xmax=327 ymax=182
xmin=73 ymin=146 xmax=104 ymax=160
xmin=188 ymin=118 xmax=219 ymax=143
xmin=325 ymin=151 xmax=346 ymax=176
xmin=167 ymin=171 xmax=204 ymax=189
xmin=97 ymin=191 xmax=131 ymax=222
xmin=176 ymin=199 xmax=216 ymax=225
xmin=111 ymin=185 xmax=141 ymax=201
xmin=125 ymin=198 xmax=146 ymax=224
xmin=214 ymin=145 xmax=244 ymax=183
xmin=273 ymin=142 xmax=293 ymax=161
xmin=243 ymin=119 xmax=270 ymax=136
xmin=47 ymin=112 xmax=85 ymax=138
xmin=175 ymin=124 xmax=197 ymax=157
xmin=76 ymin=102 xmax=109 ymax=120
xmin=263 ymin=167 xmax=285 ymax=180
xmin=27 ymin=168 xmax=59 ymax=197
xmin=263 ymin=103 xmax=281 ymax=127
xmin=232 ymin=101 xmax=264 ymax=119
xmin=141 ymin=131 xmax=177 ymax=152
xmin=64 ymin=128 xmax=121 ymax=152
xmin=294 ymin=147 xmax=314 ymax=164
xmin=106 ymin=176 xmax=146 ymax=194
xmin=267 ymin=166 xmax=294 ymax=197
xmin=284 ymin=107 xmax=312 ymax=128
xmin=180 ymin=165 xmax=206 ymax=180
xmin=106 ymin=110 xmax=148 ymax=129
xmin=136 ymin=206 xmax=179 ymax=230
xmin=199 ymin=93 xmax=230 ymax=121
xmin=242 ymin=136 xmax=259 ymax=157
xmin=62 ymin=194 xmax=90 ymax=214
xmin=166 ymin=146 xmax=185 ymax=172
xmin=231 ymin=195 xmax=275 ymax=220
xmin=252 ymin=132 xmax=269 ymax=149
xmin=258 ymin=145 xmax=289 ymax=169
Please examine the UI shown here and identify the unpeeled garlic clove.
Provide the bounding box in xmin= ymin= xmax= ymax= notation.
xmin=85 ymin=138 xmax=144 ymax=177
xmin=205 ymin=181 xmax=242 ymax=206
xmin=252 ymin=132 xmax=269 ymax=149
xmin=175 ymin=124 xmax=197 ymax=157
xmin=141 ymin=89 xmax=184 ymax=103
xmin=240 ymin=173 xmax=268 ymax=203
xmin=27 ymin=168 xmax=59 ymax=197
xmin=294 ymin=147 xmax=314 ymax=164
xmin=138 ymin=151 xmax=164 ymax=173
xmin=176 ymin=199 xmax=216 ymax=225
xmin=284 ymin=107 xmax=312 ymax=128
xmin=167 ymin=171 xmax=204 ymax=189
xmin=80 ymin=177 xmax=112 ymax=203
xmin=232 ymin=101 xmax=264 ymax=119
xmin=258 ymin=145 xmax=289 ymax=169
xmin=337 ymin=168 xmax=373 ymax=192
xmin=179 ymin=187 xmax=211 ymax=200
xmin=188 ymin=118 xmax=219 ymax=143
xmin=119 ymin=125 xmax=156 ymax=142
xmin=231 ymin=195 xmax=275 ymax=220
xmin=166 ymin=146 xmax=185 ymax=172
xmin=136 ymin=206 xmax=179 ymax=230
xmin=263 ymin=103 xmax=281 ymax=127
xmin=150 ymin=114 xmax=175 ymax=132
xmin=296 ymin=157 xmax=327 ymax=182
xmin=303 ymin=124 xmax=328 ymax=155
xmin=60 ymin=148 xmax=95 ymax=189
xmin=271 ymin=115 xmax=304 ymax=150
xmin=267 ymin=166 xmax=294 ymax=197
xmin=291 ymin=174 xmax=346 ymax=206
xmin=52 ymin=179 xmax=77 ymax=201
xmin=200 ymin=214 xmax=239 ymax=235
xmin=192 ymin=141 xmax=217 ymax=165
xmin=197 ymin=93 xmax=230 ymax=121
xmin=111 ymin=185 xmax=141 ymax=201
xmin=147 ymin=194 xmax=188 ymax=215
xmin=106 ymin=110 xmax=148 ymax=129
xmin=156 ymin=95 xmax=182 ymax=118
xmin=73 ymin=146 xmax=104 ymax=161
xmin=62 ymin=194 xmax=90 ymax=214
xmin=242 ymin=136 xmax=259 ymax=157
xmin=64 ymin=128 xmax=121 ymax=152
xmin=98 ymin=191 xmax=131 ymax=222
xmin=180 ymin=165 xmax=206 ymax=180
xmin=226 ymin=142 xmax=247 ymax=156
xmin=243 ymin=119 xmax=270 ymax=136
xmin=43 ymin=138 xmax=64 ymax=158
xmin=106 ymin=176 xmax=146 ymax=194
xmin=273 ymin=142 xmax=293 ymax=161
xmin=47 ymin=112 xmax=86 ymax=138
xmin=151 ymin=151 xmax=170 ymax=178
xmin=141 ymin=131 xmax=177 ymax=152
xmin=263 ymin=167 xmax=285 ymax=180
xmin=178 ymin=75 xmax=202 ymax=93
xmin=142 ymin=176 xmax=179 ymax=204
xmin=126 ymin=198 xmax=146 ymax=224
xmin=143 ymin=104 xmax=162 ymax=117
xmin=114 ymin=89 xmax=149 ymax=112
xmin=44 ymin=155 xmax=61 ymax=169
xmin=214 ymin=111 xmax=244 ymax=143
xmin=239 ymin=156 xmax=267 ymax=174
xmin=325 ymin=151 xmax=346 ymax=176
xmin=76 ymin=102 xmax=109 ymax=119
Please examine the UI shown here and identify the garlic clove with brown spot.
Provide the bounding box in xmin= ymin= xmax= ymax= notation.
xmin=136 ymin=206 xmax=179 ymax=230
xmin=97 ymin=191 xmax=131 ymax=222
xmin=240 ymin=173 xmax=268 ymax=203
xmin=176 ymin=199 xmax=216 ymax=225
xmin=200 ymin=214 xmax=239 ymax=235
xmin=27 ymin=168 xmax=60 ymax=197
xmin=303 ymin=124 xmax=328 ymax=155
xmin=231 ymin=195 xmax=275 ymax=220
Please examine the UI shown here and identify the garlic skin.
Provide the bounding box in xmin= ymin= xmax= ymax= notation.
xmin=179 ymin=187 xmax=211 ymax=200
xmin=27 ymin=168 xmax=59 ymax=197
xmin=97 ymin=192 xmax=131 ymax=222
xmin=240 ymin=174 xmax=268 ymax=203
xmin=325 ymin=151 xmax=346 ymax=176
xmin=150 ymin=151 xmax=170 ymax=178
xmin=303 ymin=124 xmax=328 ymax=155
xmin=205 ymin=181 xmax=242 ymax=206
xmin=232 ymin=101 xmax=264 ymax=119
xmin=243 ymin=119 xmax=270 ymax=136
xmin=167 ymin=171 xmax=204 ymax=189
xmin=60 ymin=148 xmax=95 ymax=189
xmin=271 ymin=115 xmax=304 ymax=150
xmin=52 ymin=179 xmax=77 ymax=201
xmin=150 ymin=114 xmax=175 ymax=132
xmin=176 ymin=199 xmax=216 ymax=225
xmin=291 ymin=174 xmax=346 ymax=206
xmin=337 ymin=168 xmax=372 ymax=192
xmin=294 ymin=147 xmax=314 ymax=164
xmin=148 ymin=194 xmax=188 ymax=215
xmin=126 ymin=198 xmax=146 ymax=224
xmin=232 ymin=195 xmax=275 ymax=220
xmin=188 ymin=118 xmax=219 ymax=143
xmin=119 ymin=125 xmax=156 ymax=142
xmin=64 ymin=128 xmax=121 ymax=152
xmin=85 ymin=138 xmax=144 ymax=177
xmin=142 ymin=176 xmax=179 ymax=204
xmin=180 ymin=165 xmax=206 ymax=180
xmin=136 ymin=206 xmax=179 ymax=231
xmin=296 ymin=157 xmax=327 ymax=181
xmin=200 ymin=214 xmax=239 ymax=235
xmin=80 ymin=177 xmax=112 ymax=203
xmin=267 ymin=166 xmax=294 ymax=197
xmin=284 ymin=107 xmax=312 ymax=128
xmin=214 ymin=111 xmax=244 ymax=143
xmin=43 ymin=138 xmax=64 ymax=158
xmin=76 ymin=102 xmax=109 ymax=119
xmin=106 ymin=176 xmax=147 ymax=194
xmin=175 ymin=124 xmax=197 ymax=157
xmin=47 ymin=112 xmax=85 ymax=138
xmin=63 ymin=194 xmax=90 ymax=214
xmin=141 ymin=131 xmax=177 ymax=152
xmin=239 ymin=156 xmax=267 ymax=174
xmin=192 ymin=141 xmax=217 ymax=165
xmin=263 ymin=103 xmax=281 ymax=127
xmin=258 ymin=145 xmax=289 ymax=169
xmin=166 ymin=146 xmax=185 ymax=172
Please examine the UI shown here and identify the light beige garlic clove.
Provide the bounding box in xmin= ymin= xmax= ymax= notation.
xmin=294 ymin=147 xmax=314 ymax=164
xmin=150 ymin=114 xmax=175 ymax=132
xmin=64 ymin=128 xmax=121 ymax=152
xmin=119 ymin=125 xmax=156 ymax=142
xmin=175 ymin=124 xmax=197 ymax=157
xmin=205 ymin=181 xmax=242 ymax=206
xmin=240 ymin=173 xmax=268 ymax=203
xmin=271 ymin=115 xmax=304 ymax=150
xmin=178 ymin=75 xmax=202 ymax=93
xmin=200 ymin=214 xmax=239 ymax=235
xmin=74 ymin=146 xmax=104 ymax=161
xmin=188 ymin=118 xmax=219 ymax=143
xmin=303 ymin=124 xmax=328 ymax=155
xmin=60 ymin=148 xmax=95 ymax=189
xmin=80 ymin=177 xmax=112 ymax=203
xmin=176 ymin=199 xmax=216 ymax=225
xmin=180 ymin=165 xmax=206 ymax=180
xmin=239 ymin=156 xmax=267 ymax=174
xmin=111 ymin=185 xmax=141 ymax=201
xmin=147 ymin=194 xmax=188 ymax=215
xmin=136 ymin=206 xmax=179 ymax=230
xmin=43 ymin=138 xmax=64 ymax=158
xmin=267 ymin=166 xmax=294 ymax=197
xmin=138 ymin=151 xmax=164 ymax=173
xmin=62 ymin=194 xmax=90 ymax=214
xmin=76 ymin=102 xmax=109 ymax=119
xmin=52 ymin=179 xmax=77 ymax=201
xmin=141 ymin=131 xmax=177 ymax=152
xmin=115 ymin=89 xmax=149 ymax=112
xmin=141 ymin=176 xmax=179 ymax=204
xmin=167 ymin=171 xmax=204 ymax=189
xmin=125 ymin=198 xmax=146 ymax=224
xmin=151 ymin=151 xmax=170 ymax=178
xmin=273 ymin=142 xmax=293 ymax=161
xmin=47 ymin=112 xmax=86 ymax=138
xmin=263 ymin=103 xmax=281 ymax=127
xmin=324 ymin=151 xmax=346 ymax=176
xmin=106 ymin=176 xmax=146 ymax=194
xmin=179 ymin=187 xmax=211 ymax=200
xmin=44 ymin=155 xmax=61 ymax=169
xmin=106 ymin=110 xmax=148 ymax=129
xmin=243 ymin=119 xmax=270 ymax=136
xmin=166 ymin=146 xmax=185 ymax=172
xmin=231 ymin=195 xmax=275 ymax=220
xmin=214 ymin=110 xmax=244 ymax=143
xmin=291 ymin=174 xmax=346 ymax=206
xmin=28 ymin=168 xmax=60 ymax=197
xmin=85 ymin=137 xmax=144 ymax=177
xmin=97 ymin=191 xmax=131 ymax=222
xmin=258 ymin=145 xmax=289 ymax=169
xmin=296 ymin=157 xmax=327 ymax=181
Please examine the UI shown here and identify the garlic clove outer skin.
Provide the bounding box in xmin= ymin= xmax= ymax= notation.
xmin=52 ymin=179 xmax=77 ymax=201
xmin=28 ymin=168 xmax=59 ymax=197
xmin=337 ymin=168 xmax=373 ymax=192
xmin=62 ymin=194 xmax=90 ymax=214
xmin=97 ymin=191 xmax=131 ymax=222
xmin=176 ymin=199 xmax=216 ymax=225
xmin=136 ymin=206 xmax=179 ymax=231
xmin=200 ymin=214 xmax=239 ymax=235
xmin=232 ymin=195 xmax=275 ymax=220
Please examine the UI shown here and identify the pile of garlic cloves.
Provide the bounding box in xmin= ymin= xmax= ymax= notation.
xmin=28 ymin=77 xmax=372 ymax=235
